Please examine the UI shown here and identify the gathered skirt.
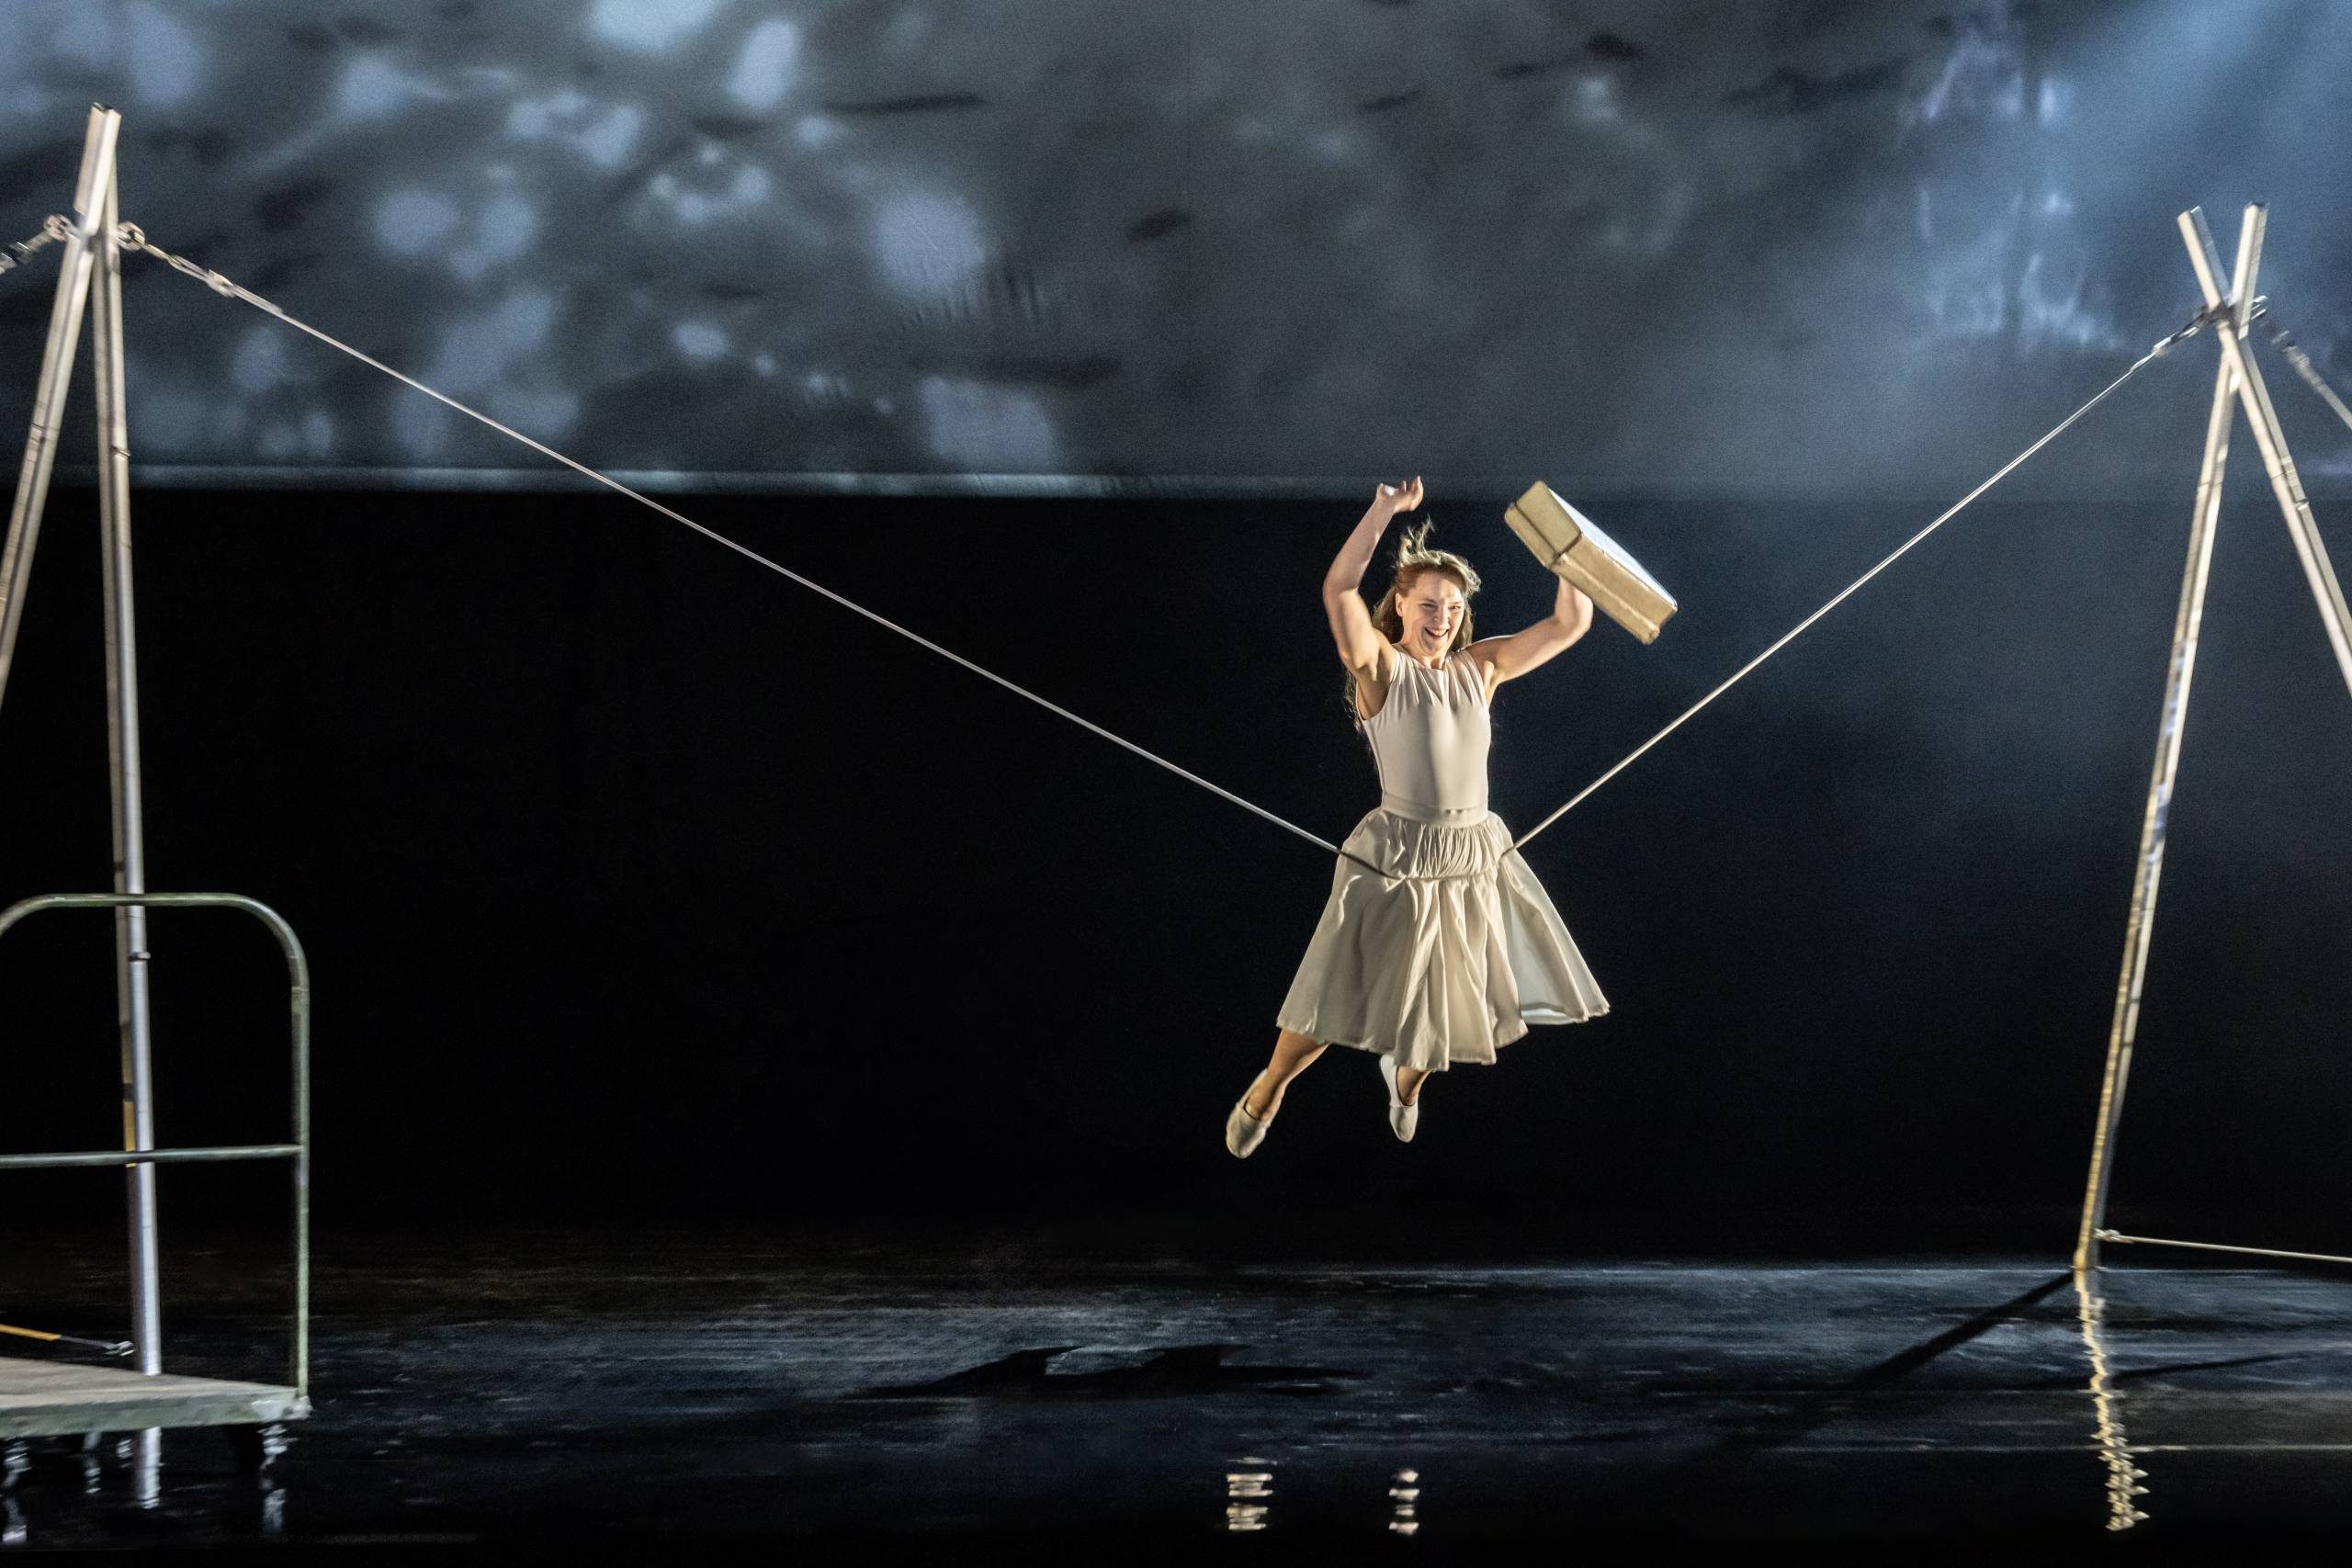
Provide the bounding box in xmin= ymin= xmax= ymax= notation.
xmin=1274 ymin=807 xmax=1608 ymax=1073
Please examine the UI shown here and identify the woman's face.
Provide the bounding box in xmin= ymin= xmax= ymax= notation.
xmin=1396 ymin=571 xmax=1465 ymax=661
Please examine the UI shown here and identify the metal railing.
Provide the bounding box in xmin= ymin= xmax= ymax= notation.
xmin=0 ymin=893 xmax=310 ymax=1401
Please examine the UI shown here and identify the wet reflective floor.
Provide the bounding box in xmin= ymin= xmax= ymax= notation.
xmin=6 ymin=1224 xmax=2352 ymax=1551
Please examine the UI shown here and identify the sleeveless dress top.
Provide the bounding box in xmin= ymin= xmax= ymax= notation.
xmin=1274 ymin=648 xmax=1608 ymax=1071
xmin=1366 ymin=645 xmax=1493 ymax=826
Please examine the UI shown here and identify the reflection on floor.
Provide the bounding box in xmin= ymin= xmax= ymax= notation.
xmin=5 ymin=1225 xmax=2351 ymax=1546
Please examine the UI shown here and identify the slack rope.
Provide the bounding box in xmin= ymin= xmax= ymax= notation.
xmin=121 ymin=220 xmax=2210 ymax=881
xmin=0 ymin=1319 xmax=133 ymax=1357
xmin=0 ymin=215 xmax=67 ymax=280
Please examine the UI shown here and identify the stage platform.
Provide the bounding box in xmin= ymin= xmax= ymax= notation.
xmin=3 ymin=1217 xmax=2350 ymax=1549
xmin=0 ymin=1360 xmax=305 ymax=1441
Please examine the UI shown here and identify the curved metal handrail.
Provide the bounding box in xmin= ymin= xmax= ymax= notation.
xmin=0 ymin=892 xmax=310 ymax=1400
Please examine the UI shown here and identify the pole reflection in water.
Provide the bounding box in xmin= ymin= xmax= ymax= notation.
xmin=119 ymin=1430 xmax=160 ymax=1511
xmin=2071 ymin=1272 xmax=2150 ymax=1530
xmin=1224 ymin=1458 xmax=1272 ymax=1530
xmin=0 ymin=1431 xmax=288 ymax=1545
xmin=1222 ymin=1459 xmax=1425 ymax=1532
xmin=1387 ymin=1466 xmax=1419 ymax=1535
xmin=1 ymin=1444 xmax=22 ymax=1549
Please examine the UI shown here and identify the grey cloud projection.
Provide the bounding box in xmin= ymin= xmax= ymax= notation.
xmin=0 ymin=0 xmax=2346 ymax=493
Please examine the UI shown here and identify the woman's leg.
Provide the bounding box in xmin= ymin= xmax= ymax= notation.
xmin=1394 ymin=1064 xmax=1426 ymax=1105
xmin=1244 ymin=1029 xmax=1330 ymax=1120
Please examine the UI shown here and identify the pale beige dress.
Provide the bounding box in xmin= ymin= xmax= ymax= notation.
xmin=1274 ymin=648 xmax=1609 ymax=1073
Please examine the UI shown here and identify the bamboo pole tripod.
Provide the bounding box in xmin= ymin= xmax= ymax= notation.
xmin=0 ymin=106 xmax=314 ymax=1487
xmin=2075 ymin=204 xmax=2352 ymax=1273
xmin=0 ymin=106 xmax=165 ymax=1365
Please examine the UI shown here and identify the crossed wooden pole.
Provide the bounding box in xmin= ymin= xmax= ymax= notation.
xmin=2075 ymin=205 xmax=2352 ymax=1273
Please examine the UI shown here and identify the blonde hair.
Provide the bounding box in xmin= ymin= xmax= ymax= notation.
xmin=1342 ymin=519 xmax=1481 ymax=722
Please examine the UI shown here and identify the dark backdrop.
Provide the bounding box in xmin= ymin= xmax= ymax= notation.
xmin=5 ymin=419 xmax=2351 ymax=1249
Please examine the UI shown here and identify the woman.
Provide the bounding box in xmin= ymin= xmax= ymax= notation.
xmin=1227 ymin=477 xmax=1610 ymax=1156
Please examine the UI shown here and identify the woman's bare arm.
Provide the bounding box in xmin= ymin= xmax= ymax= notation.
xmin=1465 ymin=574 xmax=1594 ymax=693
xmin=1324 ymin=478 xmax=1420 ymax=682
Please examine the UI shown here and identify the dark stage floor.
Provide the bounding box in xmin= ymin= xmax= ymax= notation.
xmin=5 ymin=1220 xmax=2352 ymax=1551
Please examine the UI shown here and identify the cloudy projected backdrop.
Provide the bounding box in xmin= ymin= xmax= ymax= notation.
xmin=0 ymin=0 xmax=2346 ymax=493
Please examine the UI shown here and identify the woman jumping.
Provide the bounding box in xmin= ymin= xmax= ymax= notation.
xmin=1227 ymin=477 xmax=1611 ymax=1155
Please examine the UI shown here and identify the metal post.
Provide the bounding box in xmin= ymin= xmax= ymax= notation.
xmin=290 ymin=955 xmax=310 ymax=1404
xmin=88 ymin=130 xmax=163 ymax=1374
xmin=2071 ymin=217 xmax=2253 ymax=1273
xmin=0 ymin=105 xmax=118 ymax=714
xmin=2182 ymin=206 xmax=2352 ymax=698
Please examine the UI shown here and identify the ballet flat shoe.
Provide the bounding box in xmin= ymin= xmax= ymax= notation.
xmin=1226 ymin=1077 xmax=1273 ymax=1158
xmin=1378 ymin=1052 xmax=1419 ymax=1143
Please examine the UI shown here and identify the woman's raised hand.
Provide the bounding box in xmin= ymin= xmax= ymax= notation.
xmin=1375 ymin=476 xmax=1425 ymax=514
